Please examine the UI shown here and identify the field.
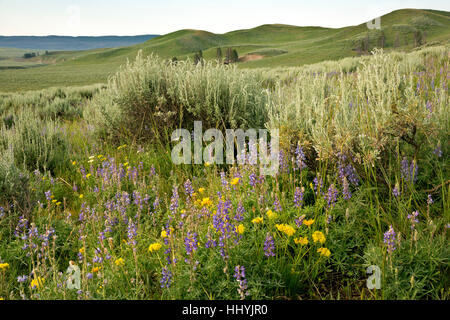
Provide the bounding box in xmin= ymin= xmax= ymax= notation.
xmin=0 ymin=8 xmax=449 ymax=301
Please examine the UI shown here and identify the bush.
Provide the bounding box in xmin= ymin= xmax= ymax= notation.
xmin=85 ymin=52 xmax=269 ymax=144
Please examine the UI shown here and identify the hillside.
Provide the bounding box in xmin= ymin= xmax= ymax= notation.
xmin=0 ymin=8 xmax=449 ymax=92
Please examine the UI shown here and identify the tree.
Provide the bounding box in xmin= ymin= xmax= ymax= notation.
xmin=216 ymin=47 xmax=222 ymax=62
xmin=194 ymin=50 xmax=203 ymax=65
xmin=231 ymin=49 xmax=239 ymax=63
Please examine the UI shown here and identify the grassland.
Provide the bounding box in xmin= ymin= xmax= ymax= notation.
xmin=0 ymin=9 xmax=449 ymax=92
xmin=0 ymin=43 xmax=448 ymax=300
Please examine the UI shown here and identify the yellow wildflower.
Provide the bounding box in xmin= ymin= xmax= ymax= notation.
xmin=266 ymin=209 xmax=277 ymax=219
xmin=56 ymin=202 xmax=61 ymax=206
xmin=148 ymin=243 xmax=162 ymax=253
xmin=294 ymin=237 xmax=309 ymax=245
xmin=252 ymin=217 xmax=263 ymax=224
xmin=303 ymin=219 xmax=315 ymax=227
xmin=317 ymin=247 xmax=331 ymax=257
xmin=204 ymin=162 xmax=210 ymax=167
xmin=276 ymin=224 xmax=296 ymax=237
xmin=200 ymin=197 xmax=213 ymax=207
xmin=72 ymin=161 xmax=77 ymax=166
xmin=230 ymin=177 xmax=240 ymax=186
xmin=86 ymin=173 xmax=91 ymax=178
xmin=115 ymin=258 xmax=125 ymax=267
xmin=79 ymin=247 xmax=85 ymax=254
xmin=52 ymin=199 xmax=57 ymax=203
xmin=312 ymin=231 xmax=326 ymax=244
xmin=79 ymin=194 xmax=84 ymax=199
xmin=92 ymin=266 xmax=101 ymax=273
xmin=0 ymin=263 xmax=10 ymax=271
xmin=235 ymin=224 xmax=245 ymax=234
xmin=30 ymin=277 xmax=45 ymax=289
xmin=198 ymin=188 xmax=205 ymax=194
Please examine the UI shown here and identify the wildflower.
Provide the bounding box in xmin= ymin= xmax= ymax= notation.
xmin=407 ymin=211 xmax=419 ymax=230
xmin=383 ymin=225 xmax=397 ymax=254
xmin=184 ymin=179 xmax=194 ymax=198
xmin=273 ymin=195 xmax=282 ymax=212
xmin=312 ymin=231 xmax=326 ymax=244
xmin=0 ymin=263 xmax=9 ymax=271
xmin=72 ymin=161 xmax=77 ymax=166
xmin=230 ymin=177 xmax=240 ymax=186
xmin=252 ymin=217 xmax=263 ymax=224
xmin=294 ymin=214 xmax=306 ymax=227
xmin=149 ymin=243 xmax=162 ymax=253
xmin=275 ymin=224 xmax=296 ymax=237
xmin=234 ymin=265 xmax=248 ymax=300
xmin=392 ymin=183 xmax=400 ymax=198
xmin=30 ymin=276 xmax=45 ymax=289
xmin=91 ymin=267 xmax=101 ymax=273
xmin=317 ymin=247 xmax=331 ymax=257
xmin=200 ymin=197 xmax=213 ymax=207
xmin=294 ymin=237 xmax=308 ymax=245
xmin=160 ymin=266 xmax=172 ymax=288
xmin=79 ymin=194 xmax=84 ymax=199
xmin=86 ymin=173 xmax=91 ymax=178
xmin=295 ymin=144 xmax=307 ymax=170
xmin=198 ymin=188 xmax=205 ymax=194
xmin=184 ymin=232 xmax=199 ymax=256
xmin=433 ymin=145 xmax=442 ymax=157
xmin=303 ymin=219 xmax=315 ymax=227
xmin=114 ymin=258 xmax=125 ymax=267
xmin=294 ymin=187 xmax=304 ymax=208
xmin=264 ymin=233 xmax=276 ymax=257
xmin=86 ymin=273 xmax=93 ymax=280
xmin=266 ymin=209 xmax=277 ymax=220
xmin=205 ymin=162 xmax=210 ymax=167
xmin=427 ymin=194 xmax=433 ymax=205
xmin=235 ymin=224 xmax=245 ymax=234
xmin=325 ymin=184 xmax=339 ymax=210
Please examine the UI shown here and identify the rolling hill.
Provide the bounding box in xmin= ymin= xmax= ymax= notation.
xmin=0 ymin=8 xmax=449 ymax=92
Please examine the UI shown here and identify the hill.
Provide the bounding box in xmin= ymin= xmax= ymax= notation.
xmin=0 ymin=8 xmax=449 ymax=91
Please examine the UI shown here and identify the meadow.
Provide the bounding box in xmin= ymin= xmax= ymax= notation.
xmin=0 ymin=44 xmax=448 ymax=300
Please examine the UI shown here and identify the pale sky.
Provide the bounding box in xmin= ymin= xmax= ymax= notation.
xmin=0 ymin=0 xmax=449 ymax=36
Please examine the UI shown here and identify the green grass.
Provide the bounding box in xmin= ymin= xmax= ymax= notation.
xmin=0 ymin=8 xmax=449 ymax=92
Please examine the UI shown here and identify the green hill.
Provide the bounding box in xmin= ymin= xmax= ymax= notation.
xmin=1 ymin=8 xmax=449 ymax=92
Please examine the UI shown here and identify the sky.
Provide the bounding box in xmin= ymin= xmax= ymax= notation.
xmin=0 ymin=0 xmax=449 ymax=36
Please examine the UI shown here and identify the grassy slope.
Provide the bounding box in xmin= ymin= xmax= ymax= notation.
xmin=0 ymin=8 xmax=449 ymax=92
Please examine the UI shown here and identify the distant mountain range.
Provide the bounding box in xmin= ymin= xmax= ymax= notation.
xmin=0 ymin=35 xmax=160 ymax=50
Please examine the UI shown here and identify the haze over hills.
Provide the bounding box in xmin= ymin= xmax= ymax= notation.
xmin=0 ymin=35 xmax=160 ymax=51
xmin=0 ymin=8 xmax=449 ymax=91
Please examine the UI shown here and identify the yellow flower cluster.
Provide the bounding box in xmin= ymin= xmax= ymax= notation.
xmin=0 ymin=263 xmax=10 ymax=271
xmin=115 ymin=258 xmax=125 ymax=266
xmin=303 ymin=219 xmax=315 ymax=226
xmin=252 ymin=217 xmax=263 ymax=224
xmin=161 ymin=227 xmax=174 ymax=238
xmin=230 ymin=177 xmax=240 ymax=186
xmin=317 ymin=247 xmax=331 ymax=257
xmin=275 ymin=224 xmax=296 ymax=237
xmin=266 ymin=209 xmax=277 ymax=220
xmin=148 ymin=243 xmax=162 ymax=253
xmin=30 ymin=276 xmax=45 ymax=289
xmin=294 ymin=237 xmax=308 ymax=245
xmin=312 ymin=231 xmax=326 ymax=244
xmin=235 ymin=224 xmax=245 ymax=234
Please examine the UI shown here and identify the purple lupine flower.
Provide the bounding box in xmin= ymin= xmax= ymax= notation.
xmin=160 ymin=266 xmax=173 ymax=288
xmin=393 ymin=183 xmax=400 ymax=198
xmin=427 ymin=194 xmax=433 ymax=205
xmin=295 ymin=144 xmax=307 ymax=171
xmin=278 ymin=150 xmax=288 ymax=174
xmin=0 ymin=206 xmax=4 ymax=219
xmin=433 ymin=145 xmax=442 ymax=157
xmin=170 ymin=185 xmax=179 ymax=217
xmin=184 ymin=232 xmax=199 ymax=256
xmin=401 ymin=157 xmax=418 ymax=183
xmin=264 ymin=233 xmax=275 ymax=257
xmin=233 ymin=265 xmax=248 ymax=299
xmin=325 ymin=184 xmax=339 ymax=210
xmin=294 ymin=214 xmax=305 ymax=228
xmin=234 ymin=202 xmax=245 ymax=222
xmin=184 ymin=179 xmax=194 ymax=198
xmin=383 ymin=225 xmax=397 ymax=254
xmin=45 ymin=190 xmax=52 ymax=202
xmin=294 ymin=187 xmax=304 ymax=208
xmin=273 ymin=195 xmax=282 ymax=212
xmin=313 ymin=175 xmax=323 ymax=195
xmin=127 ymin=219 xmax=138 ymax=248
xmin=17 ymin=275 xmax=28 ymax=283
xmin=426 ymin=101 xmax=432 ymax=113
xmin=86 ymin=273 xmax=93 ymax=280
xmin=407 ymin=211 xmax=419 ymax=230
